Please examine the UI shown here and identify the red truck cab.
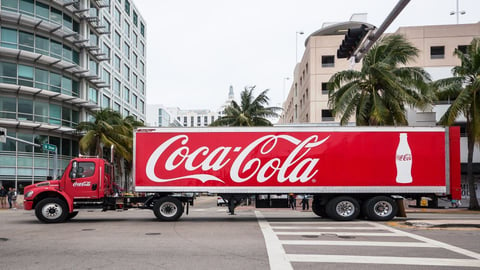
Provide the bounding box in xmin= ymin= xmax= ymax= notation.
xmin=24 ymin=157 xmax=114 ymax=223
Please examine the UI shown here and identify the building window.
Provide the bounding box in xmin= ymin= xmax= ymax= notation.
xmin=124 ymin=21 xmax=130 ymax=37
xmin=113 ymin=79 xmax=121 ymax=96
xmin=321 ymin=82 xmax=330 ymax=95
xmin=133 ymin=10 xmax=138 ymax=26
xmin=132 ymin=94 xmax=137 ymax=109
xmin=124 ymin=0 xmax=130 ymax=15
xmin=430 ymin=46 xmax=445 ymax=59
xmin=123 ymin=42 xmax=130 ymax=59
xmin=321 ymin=110 xmax=334 ymax=122
xmin=113 ymin=102 xmax=120 ymax=112
xmin=114 ymin=31 xmax=121 ymax=48
xmin=322 ymin=55 xmax=335 ymax=67
xmin=123 ymin=64 xmax=130 ymax=81
xmin=102 ymin=69 xmax=111 ymax=86
xmin=114 ymin=7 xmax=121 ymax=25
xmin=123 ymin=87 xmax=130 ymax=103
xmin=140 ymin=22 xmax=145 ymax=37
xmin=88 ymin=87 xmax=98 ymax=104
xmin=102 ymin=95 xmax=110 ymax=109
xmin=114 ymin=54 xmax=121 ymax=72
xmin=457 ymin=45 xmax=469 ymax=54
xmin=190 ymin=116 xmax=194 ymax=126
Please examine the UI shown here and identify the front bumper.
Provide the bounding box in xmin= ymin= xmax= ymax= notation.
xmin=23 ymin=200 xmax=33 ymax=210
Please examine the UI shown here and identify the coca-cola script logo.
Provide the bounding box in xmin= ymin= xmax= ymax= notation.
xmin=73 ymin=181 xmax=91 ymax=187
xmin=396 ymin=154 xmax=412 ymax=161
xmin=145 ymin=134 xmax=329 ymax=184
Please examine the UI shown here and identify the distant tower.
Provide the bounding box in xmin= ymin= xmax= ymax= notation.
xmin=228 ymin=85 xmax=234 ymax=100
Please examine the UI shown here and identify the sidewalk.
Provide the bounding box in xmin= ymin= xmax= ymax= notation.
xmin=404 ymin=206 xmax=480 ymax=228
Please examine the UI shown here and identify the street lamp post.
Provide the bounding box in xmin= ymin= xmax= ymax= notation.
xmin=450 ymin=0 xmax=466 ymax=24
xmin=296 ymin=31 xmax=304 ymax=63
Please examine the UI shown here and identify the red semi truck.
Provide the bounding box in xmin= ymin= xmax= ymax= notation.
xmin=23 ymin=126 xmax=461 ymax=223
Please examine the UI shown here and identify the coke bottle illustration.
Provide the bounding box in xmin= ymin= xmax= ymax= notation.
xmin=395 ymin=133 xmax=413 ymax=183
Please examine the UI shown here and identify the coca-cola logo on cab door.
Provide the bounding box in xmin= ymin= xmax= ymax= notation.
xmin=145 ymin=134 xmax=330 ymax=184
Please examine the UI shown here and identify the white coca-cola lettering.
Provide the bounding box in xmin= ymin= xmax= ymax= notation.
xmin=73 ymin=181 xmax=91 ymax=187
xmin=145 ymin=134 xmax=329 ymax=184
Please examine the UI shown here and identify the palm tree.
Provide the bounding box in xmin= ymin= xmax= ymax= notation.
xmin=76 ymin=109 xmax=129 ymax=159
xmin=211 ymin=86 xmax=281 ymax=127
xmin=436 ymin=38 xmax=480 ymax=210
xmin=328 ymin=34 xmax=434 ymax=126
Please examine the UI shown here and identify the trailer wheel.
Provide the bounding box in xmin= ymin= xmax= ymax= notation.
xmin=363 ymin=196 xmax=398 ymax=221
xmin=35 ymin=198 xmax=68 ymax=223
xmin=312 ymin=200 xmax=326 ymax=217
xmin=325 ymin=196 xmax=360 ymax=221
xmin=153 ymin=197 xmax=184 ymax=221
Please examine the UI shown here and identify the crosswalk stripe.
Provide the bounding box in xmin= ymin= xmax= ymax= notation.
xmin=255 ymin=211 xmax=293 ymax=270
xmin=275 ymin=231 xmax=401 ymax=236
xmin=280 ymin=240 xmax=437 ymax=247
xmin=272 ymin=226 xmax=381 ymax=230
xmin=371 ymin=222 xmax=480 ymax=260
xmin=286 ymin=254 xmax=480 ymax=267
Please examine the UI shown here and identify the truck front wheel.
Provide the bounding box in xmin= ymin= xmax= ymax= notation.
xmin=35 ymin=198 xmax=68 ymax=223
xmin=325 ymin=196 xmax=360 ymax=221
xmin=363 ymin=196 xmax=398 ymax=221
xmin=153 ymin=197 xmax=184 ymax=221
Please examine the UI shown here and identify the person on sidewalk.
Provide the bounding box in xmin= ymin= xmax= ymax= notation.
xmin=289 ymin=194 xmax=296 ymax=210
xmin=10 ymin=188 xmax=17 ymax=209
xmin=7 ymin=187 xmax=13 ymax=208
xmin=301 ymin=195 xmax=309 ymax=210
xmin=0 ymin=186 xmax=7 ymax=208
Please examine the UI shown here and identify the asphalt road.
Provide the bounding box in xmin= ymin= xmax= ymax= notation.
xmin=1 ymin=196 xmax=479 ymax=270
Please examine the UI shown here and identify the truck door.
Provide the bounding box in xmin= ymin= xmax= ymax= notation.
xmin=66 ymin=161 xmax=100 ymax=199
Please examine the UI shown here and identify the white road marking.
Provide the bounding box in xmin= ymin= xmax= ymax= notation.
xmin=272 ymin=226 xmax=382 ymax=230
xmin=255 ymin=211 xmax=293 ymax=270
xmin=370 ymin=221 xmax=480 ymax=260
xmin=280 ymin=240 xmax=437 ymax=248
xmin=287 ymin=254 xmax=480 ymax=267
xmin=256 ymin=212 xmax=480 ymax=269
xmin=275 ymin=231 xmax=401 ymax=236
xmin=269 ymin=221 xmax=367 ymax=225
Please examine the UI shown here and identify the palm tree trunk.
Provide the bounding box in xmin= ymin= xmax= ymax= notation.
xmin=467 ymin=126 xmax=480 ymax=210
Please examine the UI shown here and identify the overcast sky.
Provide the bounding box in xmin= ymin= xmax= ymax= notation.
xmin=134 ymin=0 xmax=480 ymax=111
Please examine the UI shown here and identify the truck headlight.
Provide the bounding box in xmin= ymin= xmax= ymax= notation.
xmin=25 ymin=191 xmax=34 ymax=198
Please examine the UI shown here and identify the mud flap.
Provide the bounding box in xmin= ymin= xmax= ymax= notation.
xmin=395 ymin=198 xmax=407 ymax=217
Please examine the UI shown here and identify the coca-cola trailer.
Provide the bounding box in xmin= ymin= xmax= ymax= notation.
xmin=23 ymin=126 xmax=461 ymax=223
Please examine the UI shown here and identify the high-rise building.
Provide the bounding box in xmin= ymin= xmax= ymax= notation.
xmin=0 ymin=0 xmax=147 ymax=191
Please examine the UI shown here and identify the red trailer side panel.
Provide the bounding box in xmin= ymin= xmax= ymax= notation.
xmin=449 ymin=126 xmax=462 ymax=200
xmin=134 ymin=127 xmax=448 ymax=194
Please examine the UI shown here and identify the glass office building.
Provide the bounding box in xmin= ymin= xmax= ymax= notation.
xmin=0 ymin=0 xmax=146 ymax=191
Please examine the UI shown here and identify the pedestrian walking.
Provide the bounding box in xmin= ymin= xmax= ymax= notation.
xmin=289 ymin=194 xmax=296 ymax=210
xmin=11 ymin=188 xmax=17 ymax=209
xmin=7 ymin=187 xmax=14 ymax=208
xmin=301 ymin=195 xmax=309 ymax=210
xmin=0 ymin=186 xmax=7 ymax=208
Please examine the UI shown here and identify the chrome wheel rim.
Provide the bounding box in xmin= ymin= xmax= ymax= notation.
xmin=336 ymin=201 xmax=355 ymax=217
xmin=160 ymin=202 xmax=177 ymax=218
xmin=373 ymin=201 xmax=393 ymax=217
xmin=42 ymin=203 xmax=63 ymax=220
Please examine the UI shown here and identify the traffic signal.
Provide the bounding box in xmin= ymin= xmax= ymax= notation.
xmin=337 ymin=24 xmax=369 ymax=59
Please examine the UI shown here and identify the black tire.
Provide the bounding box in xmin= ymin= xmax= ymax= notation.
xmin=312 ymin=200 xmax=326 ymax=217
xmin=35 ymin=198 xmax=68 ymax=223
xmin=153 ymin=197 xmax=184 ymax=221
xmin=66 ymin=211 xmax=79 ymax=220
xmin=363 ymin=196 xmax=398 ymax=221
xmin=325 ymin=196 xmax=360 ymax=221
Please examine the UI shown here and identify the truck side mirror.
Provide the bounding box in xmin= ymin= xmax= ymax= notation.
xmin=70 ymin=161 xmax=78 ymax=180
